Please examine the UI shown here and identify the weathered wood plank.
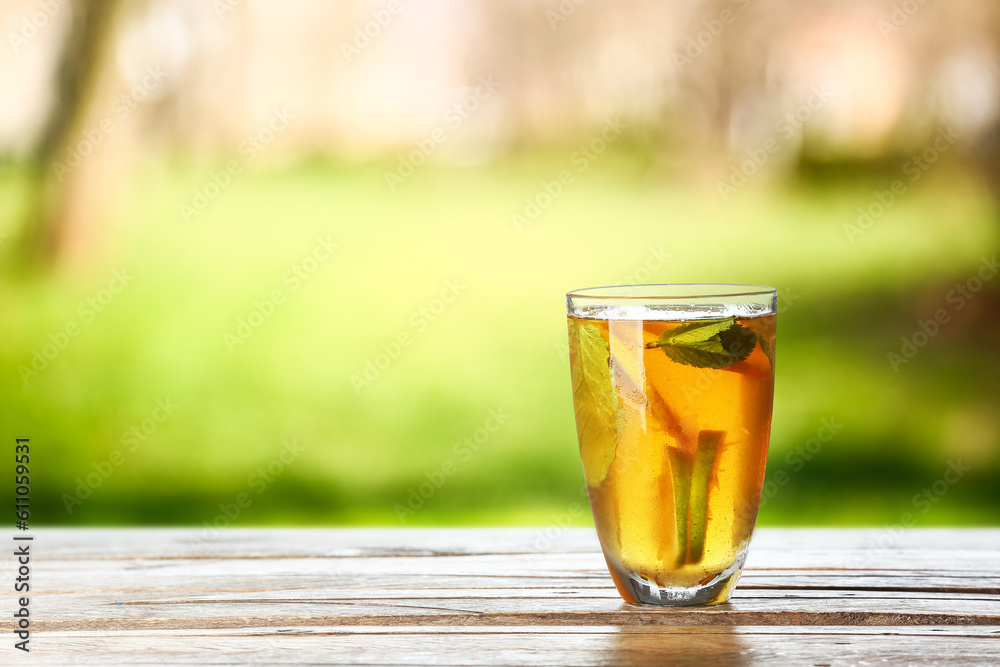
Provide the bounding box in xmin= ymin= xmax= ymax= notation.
xmin=19 ymin=559 xmax=1000 ymax=595
xmin=16 ymin=628 xmax=1000 ymax=666
xmin=21 ymin=609 xmax=1000 ymax=632
xmin=17 ymin=585 xmax=1000 ymax=602
xmin=23 ymin=527 xmax=1000 ymax=559
xmin=44 ymin=624 xmax=1000 ymax=635
xmin=2 ymin=528 xmax=998 ymax=665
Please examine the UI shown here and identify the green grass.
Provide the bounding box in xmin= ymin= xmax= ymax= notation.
xmin=1 ymin=151 xmax=998 ymax=526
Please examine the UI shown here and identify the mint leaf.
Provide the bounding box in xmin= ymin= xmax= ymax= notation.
xmin=659 ymin=344 xmax=747 ymax=369
xmin=756 ymin=334 xmax=774 ymax=368
xmin=646 ymin=317 xmax=757 ymax=369
xmin=569 ymin=320 xmax=619 ymax=486
xmin=648 ymin=317 xmax=735 ymax=346
xmin=573 ymin=322 xmax=618 ymax=429
xmin=744 ymin=317 xmax=776 ymax=369
xmin=719 ymin=324 xmax=757 ymax=358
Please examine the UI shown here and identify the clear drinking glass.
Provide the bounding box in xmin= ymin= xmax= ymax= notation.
xmin=566 ymin=284 xmax=776 ymax=605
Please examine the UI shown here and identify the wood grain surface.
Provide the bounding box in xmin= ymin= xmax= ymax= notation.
xmin=1 ymin=528 xmax=998 ymax=665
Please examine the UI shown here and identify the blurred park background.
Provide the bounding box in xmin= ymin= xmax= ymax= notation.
xmin=1 ymin=0 xmax=998 ymax=527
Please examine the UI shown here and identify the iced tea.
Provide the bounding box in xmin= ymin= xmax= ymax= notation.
xmin=567 ymin=289 xmax=775 ymax=605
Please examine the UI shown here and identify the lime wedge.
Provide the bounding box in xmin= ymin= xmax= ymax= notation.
xmin=688 ymin=430 xmax=725 ymax=563
xmin=666 ymin=447 xmax=693 ymax=566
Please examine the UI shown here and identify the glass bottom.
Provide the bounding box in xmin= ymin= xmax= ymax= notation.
xmin=607 ymin=547 xmax=748 ymax=606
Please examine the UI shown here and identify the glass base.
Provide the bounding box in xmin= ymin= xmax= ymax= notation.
xmin=609 ymin=550 xmax=748 ymax=606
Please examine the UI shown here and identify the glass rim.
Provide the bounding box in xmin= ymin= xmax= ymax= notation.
xmin=566 ymin=283 xmax=778 ymax=300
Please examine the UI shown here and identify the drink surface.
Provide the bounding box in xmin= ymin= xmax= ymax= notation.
xmin=567 ymin=309 xmax=775 ymax=603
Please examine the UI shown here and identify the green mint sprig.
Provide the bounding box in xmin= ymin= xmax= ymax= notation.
xmin=645 ymin=316 xmax=758 ymax=369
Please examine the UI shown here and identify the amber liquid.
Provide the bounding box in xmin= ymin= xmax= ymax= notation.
xmin=568 ymin=314 xmax=775 ymax=604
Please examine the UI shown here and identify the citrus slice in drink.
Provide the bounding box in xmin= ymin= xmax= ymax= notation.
xmin=569 ymin=319 xmax=619 ymax=487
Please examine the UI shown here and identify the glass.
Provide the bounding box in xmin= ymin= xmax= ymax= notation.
xmin=566 ymin=284 xmax=776 ymax=606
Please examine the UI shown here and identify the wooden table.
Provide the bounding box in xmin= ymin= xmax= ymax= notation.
xmin=4 ymin=528 xmax=999 ymax=665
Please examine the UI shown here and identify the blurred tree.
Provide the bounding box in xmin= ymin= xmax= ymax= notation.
xmin=18 ymin=0 xmax=123 ymax=268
